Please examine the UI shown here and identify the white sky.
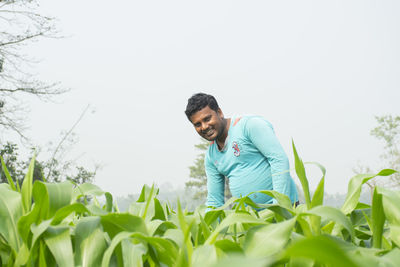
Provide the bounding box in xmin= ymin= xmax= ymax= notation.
xmin=17 ymin=0 xmax=400 ymax=196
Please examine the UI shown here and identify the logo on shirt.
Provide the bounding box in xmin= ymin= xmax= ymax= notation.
xmin=232 ymin=141 xmax=240 ymax=157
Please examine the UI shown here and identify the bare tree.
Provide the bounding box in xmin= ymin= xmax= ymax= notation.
xmin=0 ymin=0 xmax=67 ymax=139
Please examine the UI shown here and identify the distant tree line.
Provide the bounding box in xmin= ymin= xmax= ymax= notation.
xmin=0 ymin=141 xmax=97 ymax=186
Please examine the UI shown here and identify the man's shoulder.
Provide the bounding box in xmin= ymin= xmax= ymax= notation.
xmin=233 ymin=115 xmax=271 ymax=129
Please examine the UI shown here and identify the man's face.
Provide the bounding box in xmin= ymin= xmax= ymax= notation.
xmin=190 ymin=106 xmax=225 ymax=141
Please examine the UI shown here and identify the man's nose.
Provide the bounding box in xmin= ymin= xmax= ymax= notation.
xmin=201 ymin=123 xmax=208 ymax=131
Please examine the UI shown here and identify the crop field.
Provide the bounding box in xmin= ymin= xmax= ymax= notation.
xmin=0 ymin=143 xmax=399 ymax=267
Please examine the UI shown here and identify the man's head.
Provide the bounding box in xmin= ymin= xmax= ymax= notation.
xmin=184 ymin=93 xmax=220 ymax=120
xmin=185 ymin=93 xmax=228 ymax=142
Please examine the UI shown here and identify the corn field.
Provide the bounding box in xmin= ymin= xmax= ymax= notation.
xmin=0 ymin=143 xmax=399 ymax=267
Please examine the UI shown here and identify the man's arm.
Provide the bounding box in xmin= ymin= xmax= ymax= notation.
xmin=205 ymin=154 xmax=225 ymax=208
xmin=245 ymin=117 xmax=296 ymax=203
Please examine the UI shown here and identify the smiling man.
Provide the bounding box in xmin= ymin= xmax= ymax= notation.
xmin=185 ymin=93 xmax=298 ymax=209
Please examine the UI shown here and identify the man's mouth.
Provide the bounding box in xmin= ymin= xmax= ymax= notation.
xmin=203 ymin=129 xmax=214 ymax=137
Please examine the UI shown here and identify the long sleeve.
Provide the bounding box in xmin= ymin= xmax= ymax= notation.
xmin=205 ymin=154 xmax=225 ymax=208
xmin=245 ymin=117 xmax=296 ymax=203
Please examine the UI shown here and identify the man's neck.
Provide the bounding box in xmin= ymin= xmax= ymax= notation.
xmin=216 ymin=118 xmax=231 ymax=150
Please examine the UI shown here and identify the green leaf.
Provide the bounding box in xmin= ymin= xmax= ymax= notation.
xmin=377 ymin=187 xmax=400 ymax=247
xmin=350 ymin=208 xmax=371 ymax=227
xmin=146 ymin=220 xmax=166 ymax=236
xmin=205 ymin=212 xmax=267 ymax=244
xmin=297 ymin=216 xmax=313 ymax=237
xmin=43 ymin=226 xmax=74 ymax=267
xmin=210 ymin=254 xmax=271 ymax=267
xmin=151 ymin=221 xmax=177 ymax=237
xmin=378 ymin=187 xmax=400 ymax=225
xmin=257 ymin=204 xmax=294 ymax=221
xmin=86 ymin=203 xmax=109 ymax=216
xmin=305 ymin=161 xmax=326 ymax=208
xmin=255 ymin=190 xmax=293 ymax=210
xmin=306 ymin=206 xmax=354 ymax=240
xmin=74 ymin=216 xmax=107 ymax=267
xmin=0 ymin=185 xmax=22 ymax=252
xmin=121 ymin=240 xmax=147 ymax=267
xmin=311 ymin=177 xmax=325 ymax=208
xmin=141 ymin=235 xmax=179 ymax=266
xmin=191 ymin=245 xmax=217 ymax=267
xmin=381 ymin=248 xmax=400 ymax=267
xmin=137 ymin=184 xmax=158 ymax=203
xmin=346 ymin=247 xmax=386 ymax=267
xmin=199 ymin=214 xmax=211 ymax=241
xmin=51 ymin=203 xmax=90 ymax=225
xmin=0 ymin=234 xmax=12 ymax=255
xmin=38 ymin=240 xmax=48 ymax=267
xmin=128 ymin=202 xmax=145 ymax=217
xmin=18 ymin=181 xmax=74 ymax=246
xmin=371 ymin=187 xmax=385 ymax=249
xmin=0 ymin=156 xmax=17 ymax=191
xmin=214 ymin=239 xmax=243 ymax=254
xmin=21 ymin=155 xmax=36 ymax=214
xmin=105 ymin=232 xmax=178 ymax=267
xmin=18 ymin=181 xmax=49 ymax=245
xmin=153 ymin=198 xmax=166 ymax=221
xmin=101 ymin=213 xmax=148 ymax=240
xmin=142 ymin=184 xmax=156 ymax=220
xmin=102 ymin=233 xmax=148 ymax=267
xmin=73 ymin=183 xmax=105 ymax=198
xmin=341 ymin=170 xmax=396 ymax=215
xmin=45 ymin=181 xmax=73 ymax=218
xmin=101 ymin=231 xmax=132 ymax=267
xmin=101 ymin=213 xmax=147 ymax=265
xmin=164 ymin=229 xmax=184 ymax=248
xmin=244 ymin=217 xmax=296 ymax=257
xmin=376 ymin=169 xmax=397 ymax=176
xmin=13 ymin=243 xmax=29 ymax=266
xmin=175 ymin=199 xmax=195 ymax=266
xmin=355 ymin=202 xmax=371 ymax=209
xmin=283 ymin=235 xmax=358 ymax=267
xmin=204 ymin=210 xmax=224 ymax=225
xmin=30 ymin=219 xmax=52 ymax=251
xmin=213 ymin=196 xmax=239 ymax=211
xmin=292 ymin=141 xmax=311 ymax=209
xmin=105 ymin=192 xmax=113 ymax=212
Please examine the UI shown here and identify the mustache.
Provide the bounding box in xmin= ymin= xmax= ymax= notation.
xmin=201 ymin=128 xmax=213 ymax=134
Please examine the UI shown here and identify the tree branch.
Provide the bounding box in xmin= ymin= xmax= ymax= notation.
xmin=0 ymin=32 xmax=44 ymax=47
xmin=46 ymin=105 xmax=91 ymax=180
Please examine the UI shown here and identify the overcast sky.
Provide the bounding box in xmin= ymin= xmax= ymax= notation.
xmin=16 ymin=0 xmax=400 ymax=197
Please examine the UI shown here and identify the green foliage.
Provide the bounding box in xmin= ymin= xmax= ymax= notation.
xmin=371 ymin=115 xmax=400 ymax=149
xmin=0 ymin=142 xmax=95 ymax=186
xmin=370 ymin=115 xmax=400 ymax=185
xmin=0 ymin=145 xmax=399 ymax=266
xmin=185 ymin=139 xmax=209 ymax=200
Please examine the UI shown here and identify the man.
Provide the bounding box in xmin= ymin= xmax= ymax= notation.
xmin=185 ymin=93 xmax=298 ymax=209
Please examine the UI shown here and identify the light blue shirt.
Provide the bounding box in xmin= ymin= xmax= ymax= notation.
xmin=205 ymin=115 xmax=298 ymax=208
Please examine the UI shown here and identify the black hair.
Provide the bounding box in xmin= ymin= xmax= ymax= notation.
xmin=185 ymin=93 xmax=219 ymax=121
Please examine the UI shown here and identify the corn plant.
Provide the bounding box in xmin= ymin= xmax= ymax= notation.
xmin=0 ymin=142 xmax=399 ymax=266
